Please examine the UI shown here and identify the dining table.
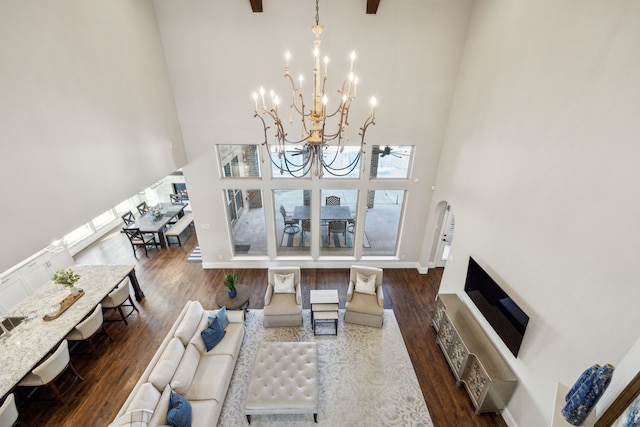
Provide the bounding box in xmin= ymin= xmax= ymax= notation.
xmin=125 ymin=202 xmax=186 ymax=248
xmin=292 ymin=205 xmax=353 ymax=222
xmin=0 ymin=264 xmax=142 ymax=400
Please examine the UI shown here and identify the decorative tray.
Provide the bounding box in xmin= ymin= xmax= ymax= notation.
xmin=43 ymin=289 xmax=85 ymax=321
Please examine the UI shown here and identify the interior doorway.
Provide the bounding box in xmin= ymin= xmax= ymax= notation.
xmin=433 ymin=202 xmax=455 ymax=268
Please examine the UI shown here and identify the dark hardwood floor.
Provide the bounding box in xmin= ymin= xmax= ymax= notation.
xmin=16 ymin=228 xmax=507 ymax=427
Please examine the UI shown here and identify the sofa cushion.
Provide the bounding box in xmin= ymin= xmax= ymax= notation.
xmin=170 ymin=344 xmax=200 ymax=395
xmin=124 ymin=382 xmax=161 ymax=415
xmin=208 ymin=306 xmax=229 ymax=330
xmin=174 ymin=301 xmax=204 ymax=346
xmin=347 ymin=292 xmax=383 ymax=315
xmin=185 ymin=354 xmax=234 ymax=403
xmin=205 ymin=321 xmax=244 ymax=359
xmin=148 ymin=338 xmax=185 ymax=391
xmin=273 ymin=273 xmax=295 ymax=293
xmin=109 ymin=410 xmax=155 ymax=427
xmin=167 ymin=391 xmax=192 ymax=427
xmin=201 ymin=317 xmax=226 ymax=352
xmin=191 ymin=400 xmax=221 ymax=427
xmin=355 ymin=272 xmax=376 ymax=295
xmin=189 ymin=312 xmax=212 ymax=354
xmin=148 ymin=384 xmax=171 ymax=427
xmin=264 ymin=293 xmax=301 ymax=316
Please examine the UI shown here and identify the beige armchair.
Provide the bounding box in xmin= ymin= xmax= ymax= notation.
xmin=344 ymin=266 xmax=384 ymax=328
xmin=264 ymin=267 xmax=303 ymax=328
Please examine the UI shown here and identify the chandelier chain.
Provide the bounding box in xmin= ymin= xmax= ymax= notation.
xmin=315 ymin=0 xmax=320 ymax=26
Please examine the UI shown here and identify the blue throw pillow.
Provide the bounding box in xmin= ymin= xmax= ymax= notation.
xmin=208 ymin=306 xmax=229 ymax=330
xmin=167 ymin=391 xmax=192 ymax=427
xmin=201 ymin=316 xmax=225 ymax=351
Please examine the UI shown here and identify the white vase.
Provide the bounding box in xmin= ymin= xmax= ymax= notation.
xmin=70 ymin=286 xmax=81 ymax=296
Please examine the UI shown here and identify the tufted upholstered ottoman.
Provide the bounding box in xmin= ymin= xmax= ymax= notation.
xmin=244 ymin=341 xmax=318 ymax=424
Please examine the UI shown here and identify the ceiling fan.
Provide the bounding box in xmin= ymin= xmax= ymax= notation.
xmin=379 ymin=146 xmax=409 ymax=158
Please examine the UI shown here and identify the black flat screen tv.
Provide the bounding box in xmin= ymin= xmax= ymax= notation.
xmin=464 ymin=257 xmax=529 ymax=357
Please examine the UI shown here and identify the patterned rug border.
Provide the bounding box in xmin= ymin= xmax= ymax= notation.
xmin=218 ymin=309 xmax=432 ymax=426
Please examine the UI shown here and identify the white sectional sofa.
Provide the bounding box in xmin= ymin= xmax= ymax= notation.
xmin=108 ymin=300 xmax=245 ymax=427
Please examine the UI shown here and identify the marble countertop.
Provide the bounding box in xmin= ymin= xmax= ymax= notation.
xmin=0 ymin=264 xmax=135 ymax=399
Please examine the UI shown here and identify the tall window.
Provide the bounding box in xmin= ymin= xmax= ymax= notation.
xmin=319 ymin=190 xmax=358 ymax=256
xmin=226 ymin=189 xmax=267 ymax=256
xmin=370 ymin=145 xmax=413 ymax=179
xmin=219 ymin=145 xmax=261 ymax=178
xmin=362 ymin=190 xmax=405 ymax=256
xmin=216 ymin=143 xmax=414 ymax=261
xmin=274 ymin=189 xmax=310 ymax=255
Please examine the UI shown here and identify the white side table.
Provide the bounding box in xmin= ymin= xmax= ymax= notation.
xmin=310 ymin=289 xmax=339 ymax=336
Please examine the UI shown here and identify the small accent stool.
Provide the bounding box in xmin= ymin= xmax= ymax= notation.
xmin=245 ymin=342 xmax=318 ymax=424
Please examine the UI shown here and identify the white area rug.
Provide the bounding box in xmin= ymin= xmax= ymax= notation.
xmin=218 ymin=309 xmax=433 ymax=426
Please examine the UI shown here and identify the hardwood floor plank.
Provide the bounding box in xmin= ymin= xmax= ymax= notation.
xmin=15 ymin=227 xmax=507 ymax=427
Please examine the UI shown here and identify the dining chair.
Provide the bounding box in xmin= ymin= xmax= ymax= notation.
xmin=122 ymin=228 xmax=159 ymax=258
xmin=279 ymin=205 xmax=300 ymax=239
xmin=102 ymin=278 xmax=138 ymax=325
xmin=301 ymin=219 xmax=311 ymax=246
xmin=136 ymin=201 xmax=150 ymax=216
xmin=18 ymin=340 xmax=84 ymax=404
xmin=325 ymin=196 xmax=341 ymax=206
xmin=328 ymin=220 xmax=347 ymax=244
xmin=0 ymin=393 xmax=18 ymax=427
xmin=121 ymin=211 xmax=136 ymax=226
xmin=66 ymin=304 xmax=113 ymax=358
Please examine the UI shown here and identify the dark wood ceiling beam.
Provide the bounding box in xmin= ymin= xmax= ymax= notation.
xmin=251 ymin=0 xmax=378 ymax=14
xmin=249 ymin=0 xmax=263 ymax=13
xmin=366 ymin=0 xmax=381 ymax=14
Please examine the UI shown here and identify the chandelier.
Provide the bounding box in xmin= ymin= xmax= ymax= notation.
xmin=252 ymin=0 xmax=377 ymax=177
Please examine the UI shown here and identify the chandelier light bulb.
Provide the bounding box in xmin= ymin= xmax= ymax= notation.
xmin=322 ymin=94 xmax=328 ymax=105
xmin=350 ymin=51 xmax=356 ymax=72
xmin=285 ymin=51 xmax=291 ymax=66
xmin=314 ymin=47 xmax=319 ymax=58
xmin=324 ymin=56 xmax=329 ymax=74
xmin=259 ymin=87 xmax=266 ymax=110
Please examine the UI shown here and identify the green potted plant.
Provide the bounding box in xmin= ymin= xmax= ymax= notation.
xmin=223 ymin=272 xmax=238 ymax=298
xmin=52 ymin=268 xmax=82 ymax=296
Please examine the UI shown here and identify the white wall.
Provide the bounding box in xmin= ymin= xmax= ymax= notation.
xmin=154 ymin=0 xmax=473 ymax=266
xmin=430 ymin=1 xmax=640 ymax=425
xmin=0 ymin=0 xmax=186 ymax=272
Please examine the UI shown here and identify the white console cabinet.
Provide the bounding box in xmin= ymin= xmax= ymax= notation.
xmin=20 ymin=249 xmax=74 ymax=293
xmin=0 ymin=271 xmax=30 ymax=316
xmin=0 ymin=248 xmax=74 ymax=314
xmin=432 ymin=293 xmax=517 ymax=414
